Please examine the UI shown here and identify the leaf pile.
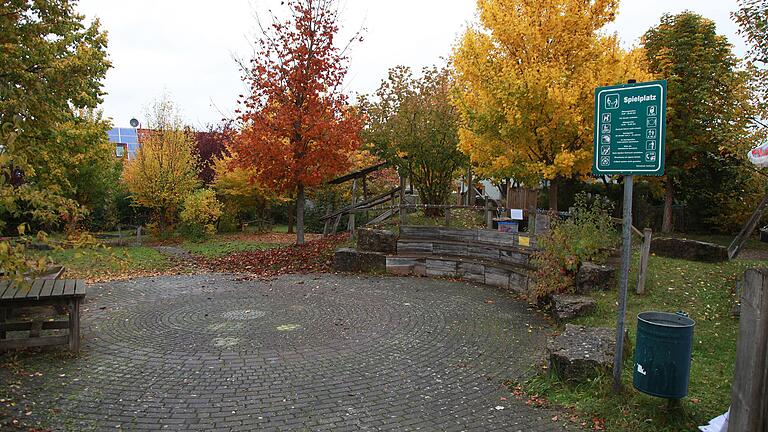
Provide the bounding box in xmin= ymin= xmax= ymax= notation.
xmin=200 ymin=234 xmax=349 ymax=277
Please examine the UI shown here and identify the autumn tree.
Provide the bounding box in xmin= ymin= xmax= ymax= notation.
xmin=451 ymin=0 xmax=648 ymax=210
xmin=734 ymin=0 xmax=768 ymax=105
xmin=212 ymin=150 xmax=276 ymax=229
xmin=643 ymin=12 xmax=756 ymax=233
xmin=360 ymin=66 xmax=466 ymax=215
xmin=195 ymin=122 xmax=234 ymax=185
xmin=233 ymin=0 xmax=363 ymax=244
xmin=0 ymin=0 xmax=111 ymax=233
xmin=122 ymin=97 xmax=200 ymax=234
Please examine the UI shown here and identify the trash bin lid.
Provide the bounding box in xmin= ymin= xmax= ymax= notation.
xmin=638 ymin=311 xmax=695 ymax=328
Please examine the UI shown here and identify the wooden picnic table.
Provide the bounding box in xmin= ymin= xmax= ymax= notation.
xmin=0 ymin=279 xmax=86 ymax=352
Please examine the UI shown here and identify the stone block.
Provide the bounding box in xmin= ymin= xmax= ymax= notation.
xmin=548 ymin=324 xmax=629 ymax=382
xmin=650 ymin=238 xmax=728 ymax=263
xmin=333 ymin=248 xmax=359 ymax=272
xmin=434 ymin=242 xmax=468 ymax=256
xmin=386 ymin=257 xmax=418 ymax=275
xmin=333 ymin=248 xmax=386 ymax=273
xmin=499 ymin=249 xmax=530 ymax=266
xmin=426 ymin=259 xmax=458 ymax=277
xmin=357 ymin=228 xmax=398 ymax=254
xmin=397 ymin=241 xmax=433 ymax=254
xmin=508 ymin=271 xmax=529 ymax=295
xmin=358 ymin=251 xmax=387 ymax=272
xmin=458 ymin=262 xmax=485 ymax=284
xmin=551 ymin=294 xmax=597 ymax=322
xmin=576 ymin=262 xmax=616 ymax=294
xmin=485 ymin=267 xmax=510 ymax=289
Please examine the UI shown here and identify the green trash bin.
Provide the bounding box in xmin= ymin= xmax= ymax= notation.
xmin=633 ymin=311 xmax=695 ymax=399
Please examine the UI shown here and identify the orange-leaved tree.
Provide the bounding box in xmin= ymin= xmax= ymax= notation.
xmin=233 ymin=0 xmax=363 ymax=244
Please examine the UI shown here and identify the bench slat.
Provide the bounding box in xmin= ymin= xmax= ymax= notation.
xmin=0 ymin=280 xmax=10 ymax=298
xmin=2 ymin=282 xmax=18 ymax=300
xmin=63 ymin=280 xmax=76 ymax=296
xmin=52 ymin=280 xmax=65 ymax=297
xmin=28 ymin=280 xmax=45 ymax=298
xmin=74 ymin=280 xmax=86 ymax=296
xmin=39 ymin=280 xmax=55 ymax=298
xmin=13 ymin=281 xmax=34 ymax=299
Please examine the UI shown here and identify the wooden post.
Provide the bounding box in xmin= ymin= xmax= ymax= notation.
xmin=117 ymin=224 xmax=123 ymax=246
xmin=362 ymin=176 xmax=369 ymax=223
xmin=136 ymin=225 xmax=142 ymax=246
xmin=636 ymin=228 xmax=652 ymax=295
xmin=505 ymin=179 xmax=512 ymax=209
xmin=729 ymin=269 xmax=768 ymax=432
xmin=466 ymin=167 xmax=473 ymax=206
xmin=485 ymin=199 xmax=493 ymax=230
xmin=68 ymin=299 xmax=81 ymax=353
xmin=348 ymin=178 xmax=358 ymax=237
xmin=322 ymin=195 xmax=333 ymax=236
xmin=399 ymin=174 xmax=407 ymax=226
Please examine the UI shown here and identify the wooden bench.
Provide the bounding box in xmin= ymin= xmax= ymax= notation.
xmin=0 ymin=279 xmax=86 ymax=352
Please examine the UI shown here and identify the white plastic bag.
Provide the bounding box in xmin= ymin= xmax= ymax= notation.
xmin=698 ymin=408 xmax=729 ymax=432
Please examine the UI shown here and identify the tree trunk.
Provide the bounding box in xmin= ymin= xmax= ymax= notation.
xmin=296 ymin=183 xmax=305 ymax=245
xmin=287 ymin=203 xmax=295 ymax=234
xmin=466 ymin=166 xmax=473 ymax=206
xmin=662 ymin=179 xmax=674 ymax=234
xmin=548 ymin=179 xmax=559 ymax=212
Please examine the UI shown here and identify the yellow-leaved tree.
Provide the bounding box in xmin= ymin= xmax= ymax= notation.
xmin=452 ymin=0 xmax=650 ymax=210
xmin=122 ymin=97 xmax=200 ymax=234
xmin=211 ymin=149 xmax=278 ymax=231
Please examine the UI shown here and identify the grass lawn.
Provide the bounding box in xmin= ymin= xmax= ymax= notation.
xmin=43 ymin=246 xmax=170 ymax=280
xmin=522 ymin=250 xmax=764 ymax=431
xmin=181 ymin=238 xmax=281 ymax=258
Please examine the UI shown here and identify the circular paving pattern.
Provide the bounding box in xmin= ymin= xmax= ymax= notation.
xmin=10 ymin=274 xmax=569 ymax=431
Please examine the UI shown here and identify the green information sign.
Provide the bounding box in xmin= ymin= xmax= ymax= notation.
xmin=593 ymin=80 xmax=667 ymax=176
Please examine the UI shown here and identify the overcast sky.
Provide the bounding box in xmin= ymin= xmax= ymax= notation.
xmin=76 ymin=0 xmax=750 ymax=129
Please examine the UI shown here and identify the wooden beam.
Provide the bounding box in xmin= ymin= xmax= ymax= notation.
xmin=0 ymin=335 xmax=68 ymax=351
xmin=729 ymin=189 xmax=768 ymax=260
xmin=319 ymin=186 xmax=401 ymax=221
xmin=348 ymin=178 xmax=358 ymax=236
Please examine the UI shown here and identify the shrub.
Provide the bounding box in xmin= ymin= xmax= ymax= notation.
xmin=180 ymin=189 xmax=223 ymax=241
xmin=532 ymin=192 xmax=619 ymax=301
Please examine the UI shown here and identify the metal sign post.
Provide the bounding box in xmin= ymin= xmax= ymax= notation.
xmin=592 ymin=80 xmax=667 ymax=393
xmin=613 ymin=173 xmax=633 ymax=393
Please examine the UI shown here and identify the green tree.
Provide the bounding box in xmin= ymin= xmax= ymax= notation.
xmin=0 ymin=0 xmax=111 ymax=233
xmin=643 ymin=12 xmax=756 ymax=232
xmin=122 ymin=97 xmax=200 ymax=234
xmin=733 ymin=0 xmax=768 ymax=105
xmin=361 ymin=66 xmax=466 ymax=215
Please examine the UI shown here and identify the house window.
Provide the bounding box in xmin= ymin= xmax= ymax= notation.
xmin=115 ymin=144 xmax=126 ymax=158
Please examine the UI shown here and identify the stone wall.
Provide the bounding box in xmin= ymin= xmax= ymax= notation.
xmin=388 ymin=226 xmax=536 ymax=294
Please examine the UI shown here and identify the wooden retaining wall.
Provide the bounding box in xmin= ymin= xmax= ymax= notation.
xmin=387 ymin=226 xmax=536 ymax=295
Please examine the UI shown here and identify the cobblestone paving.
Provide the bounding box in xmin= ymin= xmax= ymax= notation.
xmin=8 ymin=274 xmax=570 ymax=431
